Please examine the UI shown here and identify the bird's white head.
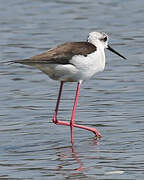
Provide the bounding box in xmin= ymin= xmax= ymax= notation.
xmin=88 ymin=32 xmax=108 ymax=49
xmin=88 ymin=31 xmax=127 ymax=59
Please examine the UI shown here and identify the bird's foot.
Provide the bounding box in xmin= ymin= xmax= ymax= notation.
xmin=93 ymin=130 xmax=102 ymax=138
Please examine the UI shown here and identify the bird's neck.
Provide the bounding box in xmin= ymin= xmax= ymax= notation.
xmin=87 ymin=39 xmax=105 ymax=64
xmin=88 ymin=39 xmax=104 ymax=50
xmin=97 ymin=43 xmax=106 ymax=67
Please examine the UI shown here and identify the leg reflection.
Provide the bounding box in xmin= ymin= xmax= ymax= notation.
xmin=71 ymin=143 xmax=84 ymax=171
xmin=56 ymin=138 xmax=100 ymax=173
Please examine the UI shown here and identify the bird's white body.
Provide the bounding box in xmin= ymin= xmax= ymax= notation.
xmin=35 ymin=32 xmax=106 ymax=82
xmin=14 ymin=31 xmax=126 ymax=83
xmin=35 ymin=50 xmax=105 ymax=82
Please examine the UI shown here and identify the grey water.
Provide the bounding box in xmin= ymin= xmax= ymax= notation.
xmin=0 ymin=0 xmax=144 ymax=179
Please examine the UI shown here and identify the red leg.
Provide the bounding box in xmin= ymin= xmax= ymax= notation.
xmin=52 ymin=81 xmax=102 ymax=140
xmin=70 ymin=82 xmax=81 ymax=144
xmin=53 ymin=81 xmax=64 ymax=124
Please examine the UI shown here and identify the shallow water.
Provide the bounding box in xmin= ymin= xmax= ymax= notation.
xmin=1 ymin=0 xmax=144 ymax=179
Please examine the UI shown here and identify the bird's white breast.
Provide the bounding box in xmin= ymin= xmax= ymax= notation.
xmin=70 ymin=49 xmax=105 ymax=81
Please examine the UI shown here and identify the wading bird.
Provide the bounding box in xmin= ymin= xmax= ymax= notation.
xmin=13 ymin=32 xmax=126 ymax=144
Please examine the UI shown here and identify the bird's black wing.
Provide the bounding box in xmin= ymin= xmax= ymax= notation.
xmin=13 ymin=42 xmax=96 ymax=66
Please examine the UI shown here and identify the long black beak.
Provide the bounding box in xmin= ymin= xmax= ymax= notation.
xmin=107 ymin=45 xmax=127 ymax=59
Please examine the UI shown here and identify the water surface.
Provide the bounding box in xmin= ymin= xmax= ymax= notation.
xmin=0 ymin=0 xmax=144 ymax=179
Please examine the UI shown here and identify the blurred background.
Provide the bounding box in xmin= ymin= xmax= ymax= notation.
xmin=0 ymin=0 xmax=144 ymax=179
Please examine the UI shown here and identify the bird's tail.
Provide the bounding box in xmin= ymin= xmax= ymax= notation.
xmin=7 ymin=59 xmax=34 ymax=65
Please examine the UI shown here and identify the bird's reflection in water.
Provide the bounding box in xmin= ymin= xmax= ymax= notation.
xmin=55 ymin=137 xmax=99 ymax=174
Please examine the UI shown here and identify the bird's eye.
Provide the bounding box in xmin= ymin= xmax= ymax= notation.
xmin=103 ymin=36 xmax=107 ymax=42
